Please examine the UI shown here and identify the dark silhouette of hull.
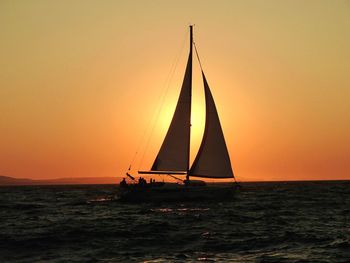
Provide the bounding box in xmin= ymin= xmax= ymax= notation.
xmin=116 ymin=184 xmax=237 ymax=203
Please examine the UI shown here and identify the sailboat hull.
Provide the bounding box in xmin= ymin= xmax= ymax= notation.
xmin=116 ymin=184 xmax=237 ymax=203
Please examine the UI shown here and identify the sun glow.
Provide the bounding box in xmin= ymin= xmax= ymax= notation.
xmin=1 ymin=1 xmax=350 ymax=181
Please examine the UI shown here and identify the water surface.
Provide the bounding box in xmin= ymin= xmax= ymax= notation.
xmin=0 ymin=181 xmax=349 ymax=262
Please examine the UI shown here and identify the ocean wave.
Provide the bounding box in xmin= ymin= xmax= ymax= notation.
xmin=1 ymin=182 xmax=350 ymax=262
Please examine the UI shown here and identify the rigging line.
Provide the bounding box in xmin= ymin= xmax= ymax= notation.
xmin=132 ymin=31 xmax=187 ymax=171
xmin=128 ymin=49 xmax=179 ymax=172
xmin=127 ymin=118 xmax=147 ymax=171
xmin=193 ymin=42 xmax=204 ymax=71
xmin=138 ymin=29 xmax=188 ymax=170
xmin=127 ymin=59 xmax=174 ymax=172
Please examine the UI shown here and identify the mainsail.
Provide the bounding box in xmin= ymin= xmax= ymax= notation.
xmin=150 ymin=48 xmax=192 ymax=172
xmin=189 ymin=72 xmax=234 ymax=178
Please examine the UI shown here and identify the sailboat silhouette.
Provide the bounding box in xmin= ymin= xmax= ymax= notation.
xmin=119 ymin=26 xmax=239 ymax=202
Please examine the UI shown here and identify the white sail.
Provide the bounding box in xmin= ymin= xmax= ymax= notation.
xmin=151 ymin=53 xmax=192 ymax=172
xmin=189 ymin=72 xmax=234 ymax=178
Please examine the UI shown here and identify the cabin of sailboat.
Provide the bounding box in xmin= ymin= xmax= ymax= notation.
xmin=139 ymin=26 xmax=234 ymax=182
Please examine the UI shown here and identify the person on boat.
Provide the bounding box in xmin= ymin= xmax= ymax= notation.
xmin=120 ymin=178 xmax=128 ymax=188
xmin=138 ymin=177 xmax=147 ymax=186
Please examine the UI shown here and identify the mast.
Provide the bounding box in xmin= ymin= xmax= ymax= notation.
xmin=186 ymin=25 xmax=193 ymax=181
xmin=190 ymin=25 xmax=193 ymax=54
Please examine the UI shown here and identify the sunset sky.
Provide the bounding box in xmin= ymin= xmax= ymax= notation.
xmin=1 ymin=1 xmax=349 ymax=181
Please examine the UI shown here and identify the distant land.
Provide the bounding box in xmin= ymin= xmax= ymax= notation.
xmin=0 ymin=175 xmax=347 ymax=186
xmin=0 ymin=174 xmax=261 ymax=186
xmin=0 ymin=175 xmax=121 ymax=186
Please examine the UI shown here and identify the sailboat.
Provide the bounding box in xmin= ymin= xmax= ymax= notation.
xmin=118 ymin=26 xmax=239 ymax=202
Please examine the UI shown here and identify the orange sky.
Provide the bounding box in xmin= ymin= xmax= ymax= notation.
xmin=1 ymin=1 xmax=349 ymax=181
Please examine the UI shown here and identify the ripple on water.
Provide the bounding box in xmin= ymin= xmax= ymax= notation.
xmin=0 ymin=182 xmax=350 ymax=262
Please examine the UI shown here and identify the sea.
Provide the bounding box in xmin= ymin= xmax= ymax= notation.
xmin=0 ymin=181 xmax=349 ymax=262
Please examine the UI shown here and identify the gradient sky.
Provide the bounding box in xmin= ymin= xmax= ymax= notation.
xmin=1 ymin=0 xmax=349 ymax=181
